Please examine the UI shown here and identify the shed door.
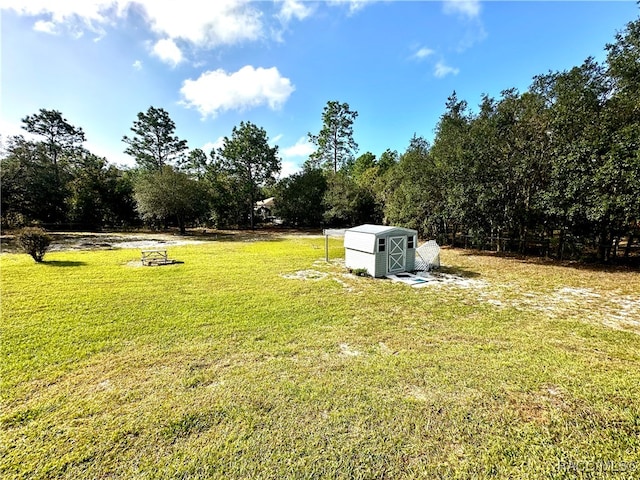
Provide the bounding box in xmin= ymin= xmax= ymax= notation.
xmin=387 ymin=236 xmax=406 ymax=273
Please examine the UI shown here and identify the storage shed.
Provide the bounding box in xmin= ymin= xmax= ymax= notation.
xmin=344 ymin=224 xmax=418 ymax=278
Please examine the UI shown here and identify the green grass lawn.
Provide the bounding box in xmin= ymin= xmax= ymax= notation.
xmin=1 ymin=235 xmax=639 ymax=479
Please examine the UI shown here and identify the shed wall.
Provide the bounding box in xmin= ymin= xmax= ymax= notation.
xmin=344 ymin=231 xmax=376 ymax=253
xmin=344 ymin=225 xmax=418 ymax=278
xmin=374 ymin=251 xmax=387 ymax=278
xmin=345 ymin=249 xmax=377 ymax=276
xmin=406 ymin=245 xmax=416 ymax=271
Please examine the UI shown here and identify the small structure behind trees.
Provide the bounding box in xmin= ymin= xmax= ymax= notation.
xmin=217 ymin=121 xmax=281 ymax=229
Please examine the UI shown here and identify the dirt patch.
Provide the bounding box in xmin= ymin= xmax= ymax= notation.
xmin=470 ymin=283 xmax=640 ymax=335
xmin=0 ymin=232 xmax=207 ymax=253
xmin=338 ymin=343 xmax=361 ymax=357
xmin=415 ymin=272 xmax=488 ymax=288
xmin=1 ymin=229 xmax=325 ymax=254
xmin=281 ymin=270 xmax=328 ymax=280
xmin=124 ymin=260 xmax=144 ymax=268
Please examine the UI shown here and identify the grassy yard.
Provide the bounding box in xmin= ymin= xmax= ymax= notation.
xmin=1 ymin=235 xmax=639 ymax=479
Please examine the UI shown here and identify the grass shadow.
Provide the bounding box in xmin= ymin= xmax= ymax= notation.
xmin=185 ymin=227 xmax=322 ymax=243
xmin=142 ymin=260 xmax=185 ymax=266
xmin=43 ymin=260 xmax=87 ymax=267
xmin=437 ymin=265 xmax=481 ymax=278
xmin=457 ymin=248 xmax=639 ymax=272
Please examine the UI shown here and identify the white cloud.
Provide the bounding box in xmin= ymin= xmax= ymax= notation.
xmin=180 ymin=66 xmax=295 ymax=118
xmin=33 ymin=20 xmax=57 ymax=34
xmin=0 ymin=118 xmax=33 ymax=141
xmin=1 ymin=1 xmax=102 ymax=22
xmin=278 ymin=160 xmax=302 ymax=178
xmin=152 ymin=38 xmax=183 ymax=66
xmin=2 ymin=1 xmax=263 ymax=50
xmin=328 ymin=0 xmax=376 ymax=15
xmin=434 ymin=61 xmax=459 ymax=78
xmin=442 ymin=0 xmax=481 ymax=19
xmin=277 ymin=0 xmax=314 ymax=23
xmin=270 ymin=133 xmax=284 ymax=145
xmin=202 ymin=137 xmax=225 ymax=155
xmin=132 ymin=59 xmax=143 ymax=70
xmin=3 ymin=1 xmax=388 ymax=62
xmin=276 ymin=137 xmax=314 ymax=178
xmin=137 ymin=1 xmax=263 ymax=48
xmin=85 ymin=140 xmax=135 ymax=167
xmin=412 ymin=46 xmax=434 ymax=61
xmin=282 ymin=137 xmax=315 ymax=158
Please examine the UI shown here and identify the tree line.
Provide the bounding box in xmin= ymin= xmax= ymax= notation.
xmin=383 ymin=17 xmax=640 ymax=262
xmin=278 ymin=18 xmax=640 ymax=262
xmin=1 ymin=108 xmax=281 ymax=234
xmin=1 ymin=16 xmax=638 ymax=262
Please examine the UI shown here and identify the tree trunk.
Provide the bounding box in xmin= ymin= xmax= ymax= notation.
xmin=249 ymin=191 xmax=255 ymax=230
xmin=624 ymin=233 xmax=634 ymax=259
xmin=519 ymin=224 xmax=527 ymax=254
xmin=598 ymin=227 xmax=611 ymax=263
xmin=177 ymin=214 xmax=186 ymax=235
xmin=333 ymin=130 xmax=338 ymax=173
xmin=557 ymin=227 xmax=565 ymax=261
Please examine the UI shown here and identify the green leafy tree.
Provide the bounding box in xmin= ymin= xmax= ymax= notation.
xmin=323 ymin=171 xmax=379 ymax=227
xmin=377 ymin=149 xmax=399 ymax=174
xmin=21 ymin=109 xmax=85 ymax=177
xmin=67 ymin=152 xmax=138 ymax=229
xmin=134 ymin=166 xmax=209 ymax=234
xmin=178 ymin=148 xmax=208 ymax=179
xmin=603 ymin=17 xmax=640 ymax=259
xmin=307 ymin=101 xmax=358 ymax=173
xmin=468 ymin=89 xmax=552 ymax=251
xmin=10 ymin=109 xmax=85 ymax=224
xmin=273 ymin=168 xmax=327 ymax=226
xmin=217 ymin=121 xmax=281 ymax=229
xmin=385 ymin=136 xmax=443 ymax=238
xmin=0 ymin=135 xmax=71 ymax=225
xmin=350 ymin=152 xmax=376 ymax=180
xmin=501 ymin=90 xmax=553 ymax=251
xmin=429 ymin=93 xmax=476 ymax=242
xmin=204 ymin=159 xmax=247 ymax=229
xmin=540 ymin=60 xmax=610 ymax=258
xmin=123 ymin=106 xmax=188 ymax=171
xmin=606 ymin=17 xmax=640 ymax=100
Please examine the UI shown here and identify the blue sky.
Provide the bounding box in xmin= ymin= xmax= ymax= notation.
xmin=1 ymin=1 xmax=638 ymax=177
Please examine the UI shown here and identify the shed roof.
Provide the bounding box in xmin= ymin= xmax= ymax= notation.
xmin=344 ymin=224 xmax=417 ymax=255
xmin=347 ymin=224 xmax=416 ymax=235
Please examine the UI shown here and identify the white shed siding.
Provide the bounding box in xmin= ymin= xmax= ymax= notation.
xmin=345 ymin=248 xmax=377 ymax=276
xmin=344 ymin=231 xmax=377 ymax=254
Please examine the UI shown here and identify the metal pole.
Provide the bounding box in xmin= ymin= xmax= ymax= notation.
xmin=325 ymin=233 xmax=329 ymax=262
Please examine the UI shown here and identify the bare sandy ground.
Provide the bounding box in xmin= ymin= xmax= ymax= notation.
xmin=0 ymin=229 xmax=323 ymax=254
xmin=0 ymin=232 xmax=205 ymax=253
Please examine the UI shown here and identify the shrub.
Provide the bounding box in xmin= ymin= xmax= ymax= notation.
xmin=17 ymin=227 xmax=52 ymax=263
xmin=349 ymin=267 xmax=370 ymax=277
